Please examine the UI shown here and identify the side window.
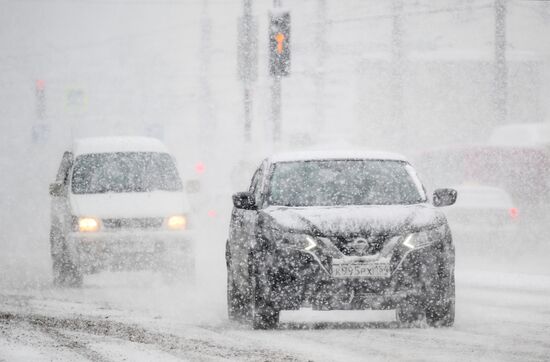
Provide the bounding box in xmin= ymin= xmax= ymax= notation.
xmin=249 ymin=164 xmax=265 ymax=206
xmin=56 ymin=151 xmax=73 ymax=184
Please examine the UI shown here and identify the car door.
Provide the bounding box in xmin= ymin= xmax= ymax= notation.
xmin=229 ymin=162 xmax=266 ymax=283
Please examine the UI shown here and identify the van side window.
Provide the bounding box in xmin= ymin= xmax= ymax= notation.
xmin=56 ymin=151 xmax=73 ymax=184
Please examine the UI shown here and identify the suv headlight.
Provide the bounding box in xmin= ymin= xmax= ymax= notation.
xmin=402 ymin=225 xmax=446 ymax=250
xmin=279 ymin=233 xmax=318 ymax=251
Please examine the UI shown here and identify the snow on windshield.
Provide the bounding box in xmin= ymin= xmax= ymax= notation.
xmin=71 ymin=152 xmax=182 ymax=194
xmin=268 ymin=160 xmax=426 ymax=207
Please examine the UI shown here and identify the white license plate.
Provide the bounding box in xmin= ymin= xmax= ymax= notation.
xmin=115 ymin=242 xmax=155 ymax=253
xmin=331 ymin=261 xmax=391 ymax=278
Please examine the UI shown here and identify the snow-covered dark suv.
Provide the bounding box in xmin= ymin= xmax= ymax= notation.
xmin=225 ymin=151 xmax=457 ymax=329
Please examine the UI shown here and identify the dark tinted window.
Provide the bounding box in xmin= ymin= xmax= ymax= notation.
xmin=72 ymin=152 xmax=182 ymax=194
xmin=268 ymin=160 xmax=426 ymax=207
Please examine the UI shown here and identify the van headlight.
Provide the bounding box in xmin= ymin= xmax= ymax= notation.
xmin=167 ymin=215 xmax=187 ymax=230
xmin=78 ymin=217 xmax=100 ymax=232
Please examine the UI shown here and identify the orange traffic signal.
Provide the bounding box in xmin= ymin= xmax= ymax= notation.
xmin=275 ymin=32 xmax=285 ymax=54
xmin=269 ymin=11 xmax=290 ymax=77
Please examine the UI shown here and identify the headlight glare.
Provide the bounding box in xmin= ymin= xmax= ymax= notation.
xmin=78 ymin=217 xmax=99 ymax=232
xmin=402 ymin=230 xmax=434 ymax=250
xmin=304 ymin=235 xmax=317 ymax=251
xmin=280 ymin=233 xmax=318 ymax=252
xmin=402 ymin=225 xmax=447 ymax=250
xmin=167 ymin=215 xmax=187 ymax=230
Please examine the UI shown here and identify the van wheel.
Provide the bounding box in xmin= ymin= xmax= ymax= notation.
xmin=52 ymin=254 xmax=83 ymax=288
xmin=161 ymin=254 xmax=195 ymax=284
xmin=51 ymin=230 xmax=83 ymax=288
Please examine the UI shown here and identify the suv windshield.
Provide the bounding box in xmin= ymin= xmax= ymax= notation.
xmin=268 ymin=160 xmax=426 ymax=207
xmin=72 ymin=152 xmax=182 ymax=194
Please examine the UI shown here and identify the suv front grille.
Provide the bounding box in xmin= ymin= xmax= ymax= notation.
xmin=332 ymin=235 xmax=387 ymax=256
xmin=102 ymin=217 xmax=164 ymax=230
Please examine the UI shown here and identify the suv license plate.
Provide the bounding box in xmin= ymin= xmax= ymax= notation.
xmin=331 ymin=262 xmax=391 ymax=278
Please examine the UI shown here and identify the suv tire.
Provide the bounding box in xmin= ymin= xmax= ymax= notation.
xmin=425 ymin=274 xmax=455 ymax=327
xmin=249 ymin=251 xmax=280 ymax=330
xmin=227 ymin=270 xmax=251 ymax=321
xmin=396 ymin=296 xmax=424 ymax=325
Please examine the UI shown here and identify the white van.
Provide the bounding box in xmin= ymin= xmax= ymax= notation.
xmin=49 ymin=137 xmax=194 ymax=287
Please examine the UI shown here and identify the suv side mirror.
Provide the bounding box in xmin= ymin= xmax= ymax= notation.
xmin=185 ymin=180 xmax=201 ymax=194
xmin=232 ymin=192 xmax=256 ymax=210
xmin=49 ymin=182 xmax=66 ymax=197
xmin=433 ymin=188 xmax=457 ymax=207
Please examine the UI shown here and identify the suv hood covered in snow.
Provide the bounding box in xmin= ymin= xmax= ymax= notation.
xmin=261 ymin=204 xmax=445 ymax=237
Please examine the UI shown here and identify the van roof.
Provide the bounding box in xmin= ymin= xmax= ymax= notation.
xmin=73 ymin=137 xmax=169 ymax=156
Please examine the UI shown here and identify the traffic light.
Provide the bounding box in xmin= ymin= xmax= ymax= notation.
xmin=35 ymin=79 xmax=46 ymax=119
xmin=269 ymin=10 xmax=290 ymax=77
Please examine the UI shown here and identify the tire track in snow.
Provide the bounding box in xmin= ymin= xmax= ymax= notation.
xmin=0 ymin=312 xmax=302 ymax=361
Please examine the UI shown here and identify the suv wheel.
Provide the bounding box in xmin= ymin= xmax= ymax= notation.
xmin=249 ymin=252 xmax=280 ymax=330
xmin=227 ymin=269 xmax=251 ymax=321
xmin=396 ymin=296 xmax=424 ymax=325
xmin=252 ymin=306 xmax=280 ymax=330
xmin=425 ymin=273 xmax=455 ymax=327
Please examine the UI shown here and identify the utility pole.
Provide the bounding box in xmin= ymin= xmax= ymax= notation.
xmin=314 ymin=0 xmax=327 ymax=135
xmin=32 ymin=79 xmax=49 ymax=144
xmin=238 ymin=0 xmax=258 ymax=143
xmin=199 ymin=0 xmax=214 ymax=143
xmin=494 ymin=0 xmax=507 ymax=125
xmin=391 ymin=0 xmax=404 ymax=146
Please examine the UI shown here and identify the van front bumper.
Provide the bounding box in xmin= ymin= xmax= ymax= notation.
xmin=66 ymin=230 xmax=194 ymax=272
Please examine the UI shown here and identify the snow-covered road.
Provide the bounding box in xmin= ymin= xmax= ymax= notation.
xmin=1 ymin=263 xmax=549 ymax=361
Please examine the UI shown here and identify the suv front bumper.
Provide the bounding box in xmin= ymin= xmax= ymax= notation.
xmin=261 ymin=243 xmax=452 ymax=311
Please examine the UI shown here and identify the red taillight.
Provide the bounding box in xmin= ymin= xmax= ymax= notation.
xmin=509 ymin=207 xmax=519 ymax=219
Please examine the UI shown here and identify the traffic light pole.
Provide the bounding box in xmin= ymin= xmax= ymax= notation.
xmin=270 ymin=0 xmax=282 ymax=149
xmin=243 ymin=86 xmax=252 ymax=142
xmin=270 ymin=75 xmax=282 ymax=143
xmin=268 ymin=1 xmax=289 ymax=150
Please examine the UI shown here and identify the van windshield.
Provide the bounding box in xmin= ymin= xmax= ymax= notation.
xmin=71 ymin=152 xmax=182 ymax=194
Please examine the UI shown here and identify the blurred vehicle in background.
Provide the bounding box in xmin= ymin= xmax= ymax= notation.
xmin=414 ymin=144 xmax=550 ymax=241
xmin=443 ymin=184 xmax=520 ymax=254
xmin=49 ymin=137 xmax=195 ymax=287
xmin=489 ymin=122 xmax=550 ymax=148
